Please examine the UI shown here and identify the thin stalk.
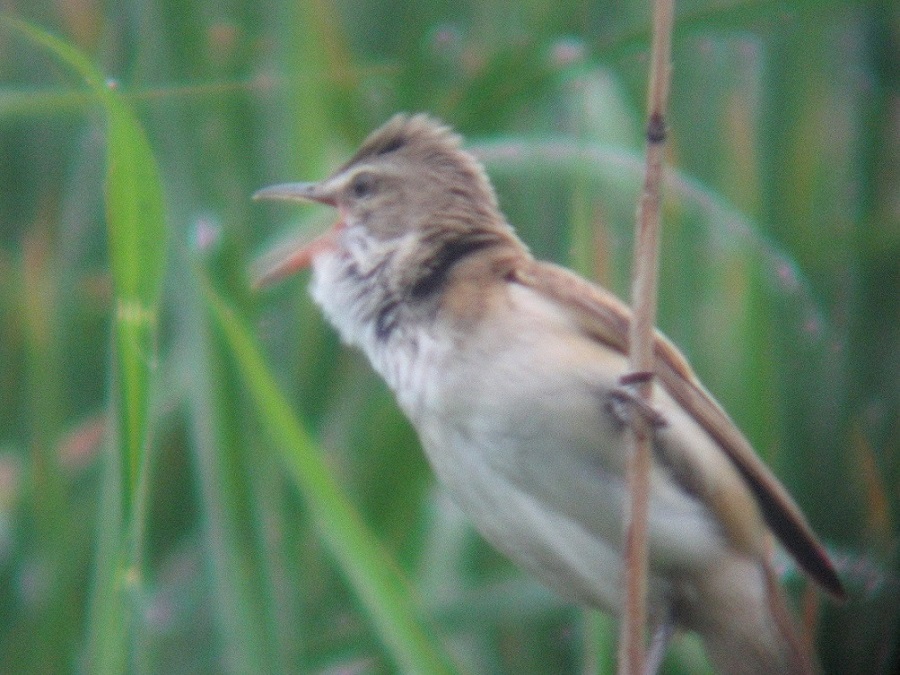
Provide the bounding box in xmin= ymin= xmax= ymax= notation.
xmin=618 ymin=2 xmax=675 ymax=675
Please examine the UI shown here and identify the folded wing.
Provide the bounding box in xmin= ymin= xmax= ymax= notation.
xmin=512 ymin=260 xmax=844 ymax=599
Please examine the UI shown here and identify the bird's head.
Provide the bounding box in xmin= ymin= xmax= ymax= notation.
xmin=253 ymin=114 xmax=514 ymax=287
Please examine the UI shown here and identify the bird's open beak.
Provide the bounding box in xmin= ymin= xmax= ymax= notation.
xmin=253 ymin=181 xmax=337 ymax=207
xmin=252 ymin=181 xmax=344 ymax=289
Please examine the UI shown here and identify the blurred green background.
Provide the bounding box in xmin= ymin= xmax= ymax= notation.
xmin=1 ymin=0 xmax=897 ymax=673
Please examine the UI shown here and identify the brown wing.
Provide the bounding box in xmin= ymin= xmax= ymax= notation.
xmin=512 ymin=259 xmax=845 ymax=599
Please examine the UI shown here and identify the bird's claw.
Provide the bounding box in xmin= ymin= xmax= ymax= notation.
xmin=609 ymin=372 xmax=668 ymax=430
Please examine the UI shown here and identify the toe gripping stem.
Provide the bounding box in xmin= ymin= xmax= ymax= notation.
xmin=610 ymin=371 xmax=668 ymax=431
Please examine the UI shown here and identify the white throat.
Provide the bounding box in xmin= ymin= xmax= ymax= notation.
xmin=308 ymin=232 xmax=443 ymax=415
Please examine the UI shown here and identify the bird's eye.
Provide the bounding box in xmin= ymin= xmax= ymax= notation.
xmin=350 ymin=172 xmax=376 ymax=199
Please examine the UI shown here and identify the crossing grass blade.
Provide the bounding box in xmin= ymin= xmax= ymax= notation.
xmin=201 ymin=278 xmax=457 ymax=674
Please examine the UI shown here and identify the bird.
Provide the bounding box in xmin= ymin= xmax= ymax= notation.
xmin=253 ymin=114 xmax=844 ymax=674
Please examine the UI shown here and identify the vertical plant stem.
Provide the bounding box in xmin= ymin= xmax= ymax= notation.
xmin=618 ymin=1 xmax=675 ymax=674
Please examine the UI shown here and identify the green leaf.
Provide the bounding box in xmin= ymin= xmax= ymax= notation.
xmin=1 ymin=16 xmax=167 ymax=673
xmin=201 ymin=278 xmax=456 ymax=675
xmin=1 ymin=16 xmax=167 ymax=512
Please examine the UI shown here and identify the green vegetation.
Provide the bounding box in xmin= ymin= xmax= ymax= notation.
xmin=1 ymin=1 xmax=896 ymax=672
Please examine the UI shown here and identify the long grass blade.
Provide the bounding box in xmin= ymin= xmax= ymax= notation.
xmin=201 ymin=278 xmax=456 ymax=675
xmin=0 ymin=16 xmax=167 ymax=673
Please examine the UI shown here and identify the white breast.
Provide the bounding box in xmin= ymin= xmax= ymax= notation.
xmin=313 ymin=256 xmax=728 ymax=612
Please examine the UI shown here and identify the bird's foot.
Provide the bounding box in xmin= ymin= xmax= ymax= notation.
xmin=609 ymin=371 xmax=668 ymax=431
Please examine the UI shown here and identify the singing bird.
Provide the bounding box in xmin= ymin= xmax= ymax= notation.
xmin=254 ymin=114 xmax=844 ymax=673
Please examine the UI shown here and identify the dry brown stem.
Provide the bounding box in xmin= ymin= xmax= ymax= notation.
xmin=617 ymin=1 xmax=675 ymax=674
